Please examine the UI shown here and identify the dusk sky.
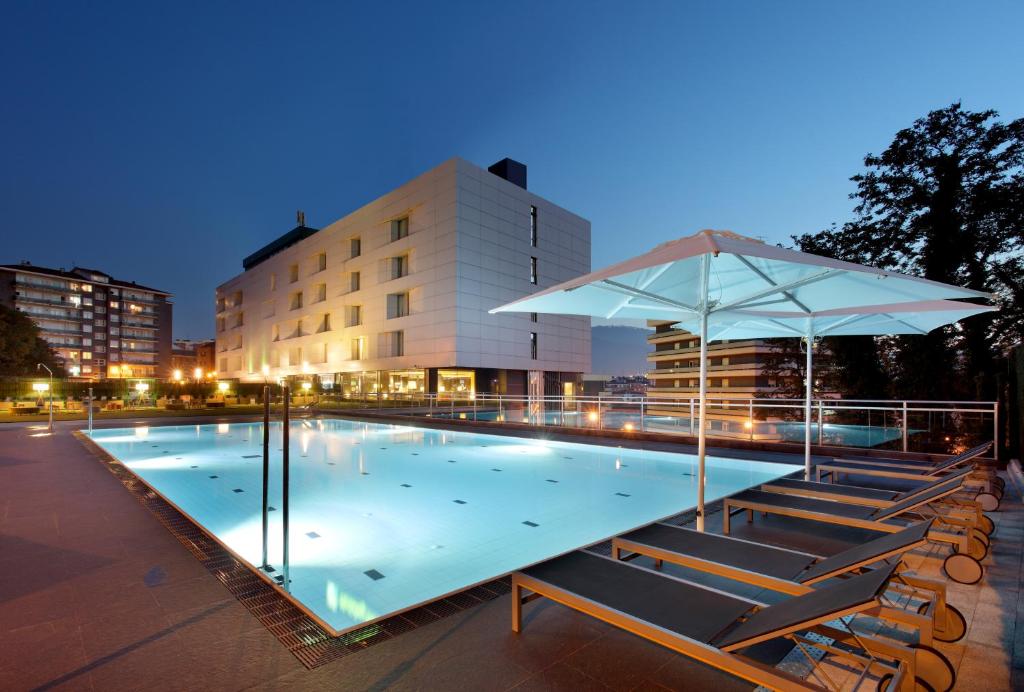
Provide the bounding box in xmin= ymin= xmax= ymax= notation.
xmin=3 ymin=2 xmax=1022 ymax=338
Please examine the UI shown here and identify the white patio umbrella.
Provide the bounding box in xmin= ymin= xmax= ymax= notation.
xmin=490 ymin=230 xmax=990 ymax=530
xmin=670 ymin=300 xmax=996 ymax=479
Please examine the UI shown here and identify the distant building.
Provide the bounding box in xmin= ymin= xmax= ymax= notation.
xmin=646 ymin=321 xmax=785 ymax=400
xmin=214 ymin=157 xmax=591 ymax=396
xmin=169 ymin=339 xmax=216 ymax=379
xmin=0 ymin=262 xmax=172 ymax=380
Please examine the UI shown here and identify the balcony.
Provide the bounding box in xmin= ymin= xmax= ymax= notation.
xmin=15 ymin=295 xmax=79 ymax=308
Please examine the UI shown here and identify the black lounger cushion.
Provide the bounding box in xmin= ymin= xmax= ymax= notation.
xmin=871 ymin=475 xmax=966 ymax=520
xmin=729 ymin=490 xmax=878 ymax=520
xmin=770 ymin=479 xmax=897 ymax=501
xmin=620 ymin=524 xmax=813 ymax=581
xmin=714 ymin=564 xmax=898 ymax=649
xmin=521 ymin=550 xmax=754 ymax=644
xmin=796 ymin=520 xmax=932 ymax=583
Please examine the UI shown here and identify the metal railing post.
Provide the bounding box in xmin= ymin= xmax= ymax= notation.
xmin=689 ymin=398 xmax=695 ymax=435
xmin=640 ymin=400 xmax=645 ymax=432
xmin=472 ymin=394 xmax=477 ymax=421
xmin=281 ymin=384 xmax=290 ymax=591
xmin=993 ymin=401 xmax=999 ymax=462
xmin=748 ymin=398 xmax=754 ymax=441
xmin=261 ymin=386 xmax=270 ymax=570
xmin=87 ymin=387 xmax=93 ymax=435
xmin=817 ymin=400 xmax=823 ymax=445
xmin=902 ymin=401 xmax=908 ymax=452
xmin=598 ymin=394 xmax=603 ymax=430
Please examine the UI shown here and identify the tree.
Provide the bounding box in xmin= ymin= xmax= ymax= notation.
xmin=0 ymin=305 xmax=66 ymax=377
xmin=794 ymin=103 xmax=1024 ymax=400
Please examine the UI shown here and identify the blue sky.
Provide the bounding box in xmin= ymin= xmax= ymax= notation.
xmin=2 ymin=1 xmax=1022 ymax=337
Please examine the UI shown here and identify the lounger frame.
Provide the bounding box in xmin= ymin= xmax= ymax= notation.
xmin=512 ymin=561 xmax=912 ymax=691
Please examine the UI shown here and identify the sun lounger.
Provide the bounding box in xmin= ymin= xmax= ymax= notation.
xmin=513 ymin=551 xmax=915 ymax=691
xmin=721 ymin=480 xmax=989 ymax=585
xmin=816 ymin=443 xmax=1000 ymax=502
xmin=761 ymin=467 xmax=996 ymax=534
xmin=612 ymin=521 xmax=959 ymax=691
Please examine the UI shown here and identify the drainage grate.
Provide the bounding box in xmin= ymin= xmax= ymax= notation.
xmin=76 ymin=432 xmax=512 ymax=670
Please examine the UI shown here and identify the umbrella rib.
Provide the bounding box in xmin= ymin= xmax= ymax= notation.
xmin=712 ymin=269 xmax=838 ymax=313
xmin=814 ymin=313 xmax=875 ymax=337
xmin=732 ymin=255 xmax=813 ymax=314
xmin=886 ymin=315 xmax=928 ymax=335
xmin=603 ymin=263 xmax=674 ymax=319
xmin=764 ymin=318 xmax=805 ymax=336
xmin=597 ymin=280 xmax=700 ymax=313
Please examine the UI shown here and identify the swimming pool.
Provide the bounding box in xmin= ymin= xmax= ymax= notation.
xmin=89 ymin=419 xmax=798 ymax=634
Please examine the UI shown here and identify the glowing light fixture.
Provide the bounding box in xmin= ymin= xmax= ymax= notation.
xmin=587 ymin=411 xmax=598 ymax=423
xmin=172 ymin=369 xmax=182 ymax=381
xmin=743 ymin=420 xmax=753 ymax=430
xmin=623 ymin=422 xmax=634 ymax=432
xmin=32 ymin=382 xmax=49 ymax=392
xmin=135 ymin=382 xmax=150 ymax=393
xmin=301 ymin=381 xmax=312 ymax=391
xmin=194 ymin=368 xmax=203 ymax=379
xmin=218 ymin=382 xmax=230 ymax=392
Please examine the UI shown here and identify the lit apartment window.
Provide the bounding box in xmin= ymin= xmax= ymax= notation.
xmin=387 ymin=292 xmax=409 ymax=319
xmin=346 ymin=305 xmax=362 ymax=327
xmin=111 ymin=340 xmax=119 ymax=349
xmin=530 ymin=332 xmax=537 ymax=360
xmin=530 ymin=257 xmax=538 ymax=285
xmin=314 ymin=283 xmax=326 ymax=302
xmin=350 ymin=237 xmax=361 ymax=258
xmin=390 ymin=255 xmax=408 ymax=280
xmin=350 ymin=271 xmax=361 ymax=292
xmin=316 ymin=252 xmax=327 ymax=273
xmin=82 ymin=351 xmax=92 ymax=360
xmin=351 ymin=337 xmax=365 ymax=361
xmin=289 ymin=264 xmax=299 ymax=283
xmin=290 ymin=291 xmax=303 ymax=310
xmin=317 ymin=313 xmax=331 ymax=333
xmin=530 ymin=205 xmax=538 ymax=247
xmin=390 ymin=217 xmax=409 ymax=242
xmin=82 ymin=284 xmax=92 ymax=292
xmin=109 ymin=301 xmax=119 ymax=309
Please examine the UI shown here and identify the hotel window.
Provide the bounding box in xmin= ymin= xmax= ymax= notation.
xmin=111 ymin=314 xmax=119 ymax=323
xmin=83 ymin=324 xmax=93 ymax=333
xmin=82 ymin=338 xmax=92 ymax=346
xmin=351 ymin=337 xmax=365 ymax=361
xmin=220 ymin=358 xmax=228 ymax=372
xmin=530 ymin=205 xmax=537 ymax=247
xmin=270 ymin=273 xmax=277 ymax=291
xmin=530 ymin=312 xmax=538 ymax=323
xmin=350 ymin=237 xmax=361 ymax=258
xmin=290 ymin=291 xmax=303 ymax=310
xmin=530 ymin=332 xmax=537 ymax=360
xmin=289 ymin=264 xmax=299 ymax=283
xmin=95 ymin=319 xmax=106 ymax=327
xmin=217 ymin=317 xmax=226 ymax=333
xmin=387 ymin=292 xmax=409 ymax=319
xmin=390 ymin=217 xmax=409 ymax=242
xmin=530 ymin=257 xmax=538 ymax=284
xmin=271 ymin=324 xmax=280 ymax=341
xmin=346 ymin=305 xmax=362 ymax=327
xmin=95 ymin=344 xmax=106 ymax=353
xmin=110 ymin=340 xmax=119 ymax=349
xmin=384 ymin=330 xmax=404 ymax=357
xmin=390 ymin=255 xmax=408 ymax=280
xmin=316 ymin=252 xmax=327 ymax=273
xmin=314 ymin=283 xmax=327 ymax=303
xmin=82 ymin=284 xmax=92 ymax=292
xmin=83 ymin=311 xmax=93 ymax=320
xmin=235 ymin=312 xmax=244 ymax=327
xmin=82 ymin=351 xmax=92 ymax=360
xmin=317 ymin=313 xmax=331 ymax=333
xmin=109 ymin=301 xmax=119 ymax=309
xmin=350 ymin=271 xmax=361 ymax=292
xmin=95 ymin=306 xmax=106 ymax=315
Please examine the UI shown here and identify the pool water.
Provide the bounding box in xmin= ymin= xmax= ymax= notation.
xmin=90 ymin=419 xmax=798 ymax=634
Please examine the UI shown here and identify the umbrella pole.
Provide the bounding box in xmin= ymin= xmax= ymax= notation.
xmin=697 ymin=309 xmax=709 ymax=531
xmin=804 ymin=326 xmax=813 ymax=480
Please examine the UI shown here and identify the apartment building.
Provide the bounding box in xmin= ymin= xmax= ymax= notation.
xmin=215 ymin=157 xmax=591 ymax=396
xmin=646 ymin=321 xmax=785 ymax=400
xmin=0 ymin=263 xmax=173 ymax=380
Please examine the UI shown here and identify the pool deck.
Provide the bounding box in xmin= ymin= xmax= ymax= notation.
xmin=2 ymin=416 xmax=1021 ymax=691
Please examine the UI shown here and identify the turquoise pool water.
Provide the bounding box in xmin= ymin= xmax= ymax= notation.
xmin=90 ymin=419 xmax=798 ymax=633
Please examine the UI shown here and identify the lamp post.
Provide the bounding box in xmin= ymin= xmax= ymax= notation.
xmin=36 ymin=363 xmax=53 ymax=433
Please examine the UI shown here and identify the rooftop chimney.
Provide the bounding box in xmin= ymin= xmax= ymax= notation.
xmin=297 ymin=210 xmax=306 ymax=226
xmin=487 ymin=158 xmax=527 ymax=190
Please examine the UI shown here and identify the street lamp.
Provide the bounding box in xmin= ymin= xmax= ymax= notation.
xmin=173 ymin=369 xmax=182 ymax=382
xmin=36 ymin=363 xmax=53 ymax=432
xmin=194 ymin=367 xmax=203 ymax=381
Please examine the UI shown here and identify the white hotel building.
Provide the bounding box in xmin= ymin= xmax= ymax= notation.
xmin=215 ymin=158 xmax=591 ymax=397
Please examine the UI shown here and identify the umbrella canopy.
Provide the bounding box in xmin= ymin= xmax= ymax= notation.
xmin=490 ymin=230 xmax=992 ymax=531
xmin=491 ymin=230 xmax=987 ymax=320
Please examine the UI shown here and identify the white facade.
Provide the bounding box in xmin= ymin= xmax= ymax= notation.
xmin=214 ymin=158 xmax=591 ymax=389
